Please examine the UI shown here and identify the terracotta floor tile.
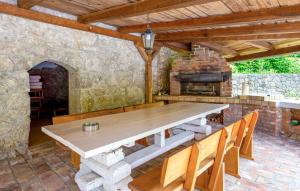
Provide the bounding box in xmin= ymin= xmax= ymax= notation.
xmin=0 ymin=130 xmax=299 ymax=190
xmin=0 ymin=173 xmax=18 ymax=189
xmin=11 ymin=163 xmax=36 ymax=184
xmin=39 ymin=171 xmax=66 ymax=191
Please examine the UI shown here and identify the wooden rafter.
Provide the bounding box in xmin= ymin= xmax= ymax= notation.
xmin=156 ymin=42 xmax=191 ymax=53
xmin=77 ymin=0 xmax=219 ymax=23
xmin=0 ymin=2 xmax=140 ymax=43
xmin=245 ymin=41 xmax=273 ymax=50
xmin=179 ymin=33 xmax=300 ymax=42
xmin=118 ymin=5 xmax=300 ymax=33
xmin=227 ymin=45 xmax=300 ymax=62
xmin=17 ymin=0 xmax=44 ymax=9
xmin=156 ymin=21 xmax=300 ymax=41
xmin=196 ymin=42 xmax=238 ymax=56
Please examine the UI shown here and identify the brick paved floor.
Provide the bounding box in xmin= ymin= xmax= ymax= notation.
xmin=0 ymin=131 xmax=299 ymax=191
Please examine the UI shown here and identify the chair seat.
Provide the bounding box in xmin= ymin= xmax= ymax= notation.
xmin=197 ymin=158 xmax=214 ymax=176
xmin=128 ymin=166 xmax=184 ymax=191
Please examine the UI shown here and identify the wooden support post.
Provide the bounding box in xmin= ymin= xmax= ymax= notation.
xmin=134 ymin=42 xmax=154 ymax=104
xmin=145 ymin=54 xmax=153 ymax=104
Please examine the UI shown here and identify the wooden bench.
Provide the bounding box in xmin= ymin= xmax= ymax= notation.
xmin=240 ymin=110 xmax=259 ymax=160
xmin=129 ymin=128 xmax=228 ymax=191
xmin=224 ymin=119 xmax=246 ymax=178
xmin=52 ymin=107 xmax=125 ymax=169
xmin=193 ymin=128 xmax=228 ymax=191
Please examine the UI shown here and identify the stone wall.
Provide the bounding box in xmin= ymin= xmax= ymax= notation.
xmin=0 ymin=14 xmax=146 ymax=158
xmin=232 ymin=74 xmax=300 ymax=97
xmin=152 ymin=47 xmax=176 ymax=94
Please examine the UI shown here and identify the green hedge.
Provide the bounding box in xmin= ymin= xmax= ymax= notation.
xmin=232 ymin=54 xmax=300 ymax=74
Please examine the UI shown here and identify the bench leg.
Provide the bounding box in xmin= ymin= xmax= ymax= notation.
xmin=240 ymin=138 xmax=254 ymax=160
xmin=224 ymin=146 xmax=241 ymax=178
xmin=215 ymin=163 xmax=224 ymax=191
xmin=71 ymin=151 xmax=80 ymax=169
xmin=195 ymin=164 xmax=224 ymax=191
xmin=195 ymin=169 xmax=210 ymax=190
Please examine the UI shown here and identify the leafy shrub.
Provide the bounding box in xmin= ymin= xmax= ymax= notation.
xmin=232 ymin=54 xmax=300 ymax=74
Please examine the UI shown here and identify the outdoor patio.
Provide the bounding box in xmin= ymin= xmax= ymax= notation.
xmin=1 ymin=130 xmax=299 ymax=191
xmin=1 ymin=0 xmax=300 ymax=190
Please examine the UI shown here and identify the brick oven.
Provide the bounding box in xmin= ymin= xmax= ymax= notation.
xmin=170 ymin=43 xmax=232 ymax=97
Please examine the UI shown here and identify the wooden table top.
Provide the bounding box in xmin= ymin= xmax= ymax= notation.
xmin=42 ymin=102 xmax=229 ymax=158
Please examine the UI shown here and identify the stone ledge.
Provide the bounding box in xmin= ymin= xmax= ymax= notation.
xmin=154 ymin=95 xmax=278 ymax=107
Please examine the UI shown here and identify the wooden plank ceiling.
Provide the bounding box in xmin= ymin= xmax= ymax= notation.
xmin=14 ymin=0 xmax=300 ymax=61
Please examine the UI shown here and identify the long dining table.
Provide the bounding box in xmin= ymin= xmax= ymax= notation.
xmin=42 ymin=102 xmax=229 ymax=191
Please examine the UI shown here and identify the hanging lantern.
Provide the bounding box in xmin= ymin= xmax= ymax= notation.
xmin=141 ymin=25 xmax=156 ymax=53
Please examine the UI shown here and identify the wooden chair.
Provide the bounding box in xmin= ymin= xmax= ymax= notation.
xmin=128 ymin=128 xmax=228 ymax=191
xmin=193 ymin=128 xmax=228 ymax=191
xmin=52 ymin=107 xmax=125 ymax=169
xmin=224 ymin=119 xmax=246 ymax=178
xmin=240 ymin=110 xmax=259 ymax=160
xmin=124 ymin=102 xmax=167 ymax=146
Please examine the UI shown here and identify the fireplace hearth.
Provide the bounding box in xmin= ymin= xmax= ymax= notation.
xmin=176 ymin=71 xmax=231 ymax=96
xmin=170 ymin=43 xmax=232 ymax=97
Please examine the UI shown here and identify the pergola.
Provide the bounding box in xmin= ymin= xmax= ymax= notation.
xmin=2 ymin=0 xmax=300 ymax=103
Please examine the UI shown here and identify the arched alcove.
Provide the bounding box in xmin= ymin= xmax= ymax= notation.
xmin=27 ymin=61 xmax=77 ymax=146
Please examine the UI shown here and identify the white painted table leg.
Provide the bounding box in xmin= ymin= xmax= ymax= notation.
xmin=188 ymin=117 xmax=207 ymax=126
xmin=75 ymin=164 xmax=104 ymax=191
xmin=154 ymin=131 xmax=165 ymax=147
xmin=77 ymin=147 xmax=132 ymax=191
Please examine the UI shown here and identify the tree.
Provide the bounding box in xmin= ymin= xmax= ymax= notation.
xmin=232 ymin=54 xmax=300 ymax=74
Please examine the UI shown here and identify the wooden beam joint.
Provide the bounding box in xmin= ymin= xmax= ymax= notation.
xmin=17 ymin=0 xmax=44 ymax=9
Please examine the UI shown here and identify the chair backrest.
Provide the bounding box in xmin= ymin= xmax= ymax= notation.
xmin=160 ymin=146 xmax=193 ymax=187
xmin=243 ymin=110 xmax=259 ymax=137
xmin=185 ymin=128 xmax=228 ymax=191
xmin=225 ymin=119 xmax=246 ymax=147
xmin=234 ymin=119 xmax=246 ymax=147
xmin=241 ymin=110 xmax=259 ymax=154
xmin=124 ymin=101 xmax=164 ymax=112
xmin=52 ymin=107 xmax=124 ymax=124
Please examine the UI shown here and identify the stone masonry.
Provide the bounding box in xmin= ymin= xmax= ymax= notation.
xmin=232 ymin=74 xmax=300 ymax=98
xmin=0 ymin=13 xmax=148 ymax=159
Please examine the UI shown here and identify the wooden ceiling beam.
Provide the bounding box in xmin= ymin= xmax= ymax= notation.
xmin=78 ymin=0 xmax=219 ymax=23
xmin=0 ymin=2 xmax=140 ymax=43
xmin=227 ymin=45 xmax=300 ymax=62
xmin=119 ymin=5 xmax=300 ymax=33
xmin=245 ymin=41 xmax=273 ymax=50
xmin=196 ymin=42 xmax=238 ymax=56
xmin=184 ymin=33 xmax=300 ymax=42
xmin=17 ymin=0 xmax=45 ymax=9
xmin=156 ymin=21 xmax=300 ymax=41
xmin=157 ymin=42 xmax=191 ymax=53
